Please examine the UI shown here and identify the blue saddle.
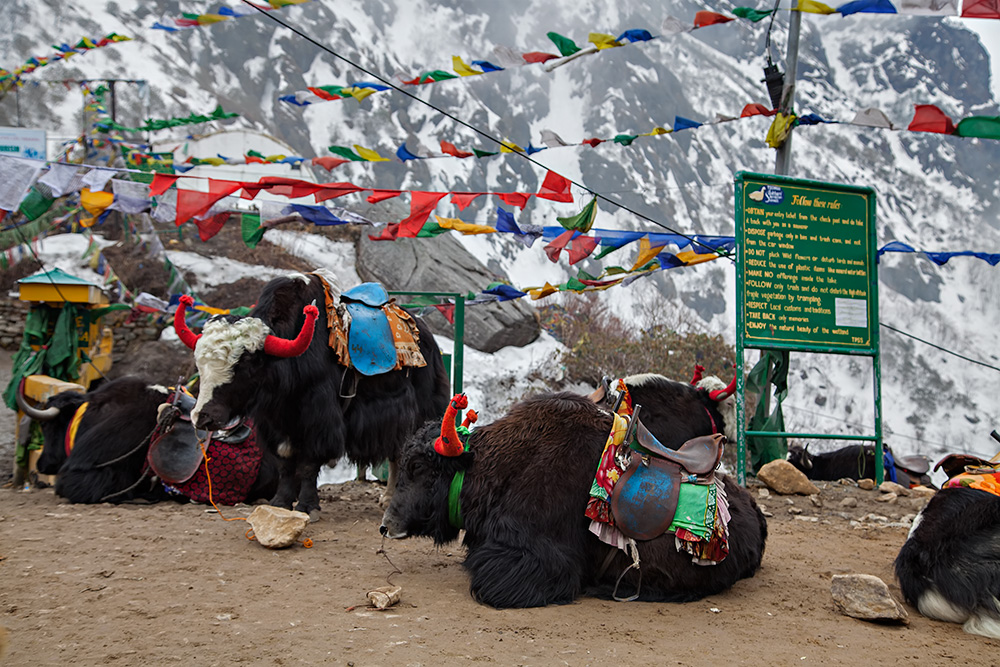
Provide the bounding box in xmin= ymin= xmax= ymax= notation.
xmin=341 ymin=282 xmax=396 ymax=376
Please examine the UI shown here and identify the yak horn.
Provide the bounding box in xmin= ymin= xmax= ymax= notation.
xmin=263 ymin=304 xmax=319 ymax=357
xmin=461 ymin=409 xmax=478 ymax=429
xmin=15 ymin=379 xmax=60 ymax=421
xmin=690 ymin=364 xmax=705 ymax=385
xmin=174 ymin=295 xmax=201 ymax=350
xmin=709 ymin=366 xmax=738 ymax=401
xmin=435 ymin=394 xmax=469 ymax=456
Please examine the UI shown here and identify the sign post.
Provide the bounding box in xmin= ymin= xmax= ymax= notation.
xmin=734 ymin=172 xmax=882 ymax=485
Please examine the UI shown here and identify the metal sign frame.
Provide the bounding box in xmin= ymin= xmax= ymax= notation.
xmin=734 ymin=172 xmax=883 ymax=485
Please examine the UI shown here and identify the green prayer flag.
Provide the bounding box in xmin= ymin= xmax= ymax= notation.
xmin=556 ymin=196 xmax=598 ymax=233
xmin=416 ymin=221 xmax=449 ymax=237
xmin=576 ymin=269 xmax=597 ymax=281
xmin=327 ymin=145 xmax=366 ymax=161
xmin=472 ymin=149 xmax=497 ymax=158
xmin=592 ymin=244 xmax=622 ymax=261
xmin=746 ymin=350 xmax=790 ymax=471
xmin=546 ymin=31 xmax=581 ymax=57
xmin=732 ymin=7 xmax=774 ymax=21
xmin=955 ymin=116 xmax=1000 ymax=140
xmin=565 ymin=276 xmax=587 ymax=291
xmin=241 ymin=213 xmax=265 ymax=248
xmin=613 ymin=134 xmax=638 ymax=146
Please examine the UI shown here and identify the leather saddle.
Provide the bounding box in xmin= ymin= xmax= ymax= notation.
xmin=147 ymin=388 xmax=251 ymax=485
xmin=610 ymin=405 xmax=725 ymax=541
xmin=340 ymin=282 xmax=397 ymax=377
xmin=934 ymin=453 xmax=998 ymax=481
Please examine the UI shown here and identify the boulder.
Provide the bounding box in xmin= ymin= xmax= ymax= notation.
xmin=247 ymin=505 xmax=310 ymax=549
xmin=356 ymin=233 xmax=540 ymax=352
xmin=858 ymin=478 xmax=876 ymax=490
xmin=831 ymin=574 xmax=908 ymax=623
xmin=879 ymin=481 xmax=910 ymax=496
xmin=756 ymin=459 xmax=821 ymax=495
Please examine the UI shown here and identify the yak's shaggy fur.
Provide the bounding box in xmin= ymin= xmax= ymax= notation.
xmin=190 ymin=273 xmax=451 ymax=514
xmin=35 ymin=377 xmax=171 ymax=503
xmin=614 ymin=374 xmax=735 ymax=442
xmin=382 ymin=392 xmax=767 ymax=608
xmin=895 ymin=486 xmax=1000 ymax=639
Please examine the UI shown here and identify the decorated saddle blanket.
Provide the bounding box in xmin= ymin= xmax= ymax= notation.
xmin=316 ymin=273 xmax=426 ymax=376
xmin=586 ymin=379 xmax=730 ymax=565
xmin=943 ymin=467 xmax=1000 ymax=497
xmin=164 ymin=426 xmax=262 ymax=506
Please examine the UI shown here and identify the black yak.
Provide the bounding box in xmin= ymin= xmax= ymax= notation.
xmin=176 ymin=272 xmax=450 ymax=515
xmin=380 ymin=391 xmax=767 ymax=608
xmin=22 ymin=376 xmax=276 ymax=504
xmin=786 ymin=443 xmax=933 ymax=488
xmin=589 ymin=372 xmax=738 ymax=444
xmin=894 ymin=486 xmax=1000 ymax=639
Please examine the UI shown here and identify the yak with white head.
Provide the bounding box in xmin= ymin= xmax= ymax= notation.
xmin=175 ymin=272 xmax=450 ymax=515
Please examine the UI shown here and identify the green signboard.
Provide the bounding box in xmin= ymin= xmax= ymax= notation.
xmin=735 ymin=172 xmax=878 ymax=355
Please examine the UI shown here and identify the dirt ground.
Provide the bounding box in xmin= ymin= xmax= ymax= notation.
xmin=0 ymin=477 xmax=997 ymax=666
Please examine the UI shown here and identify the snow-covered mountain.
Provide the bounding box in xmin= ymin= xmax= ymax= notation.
xmin=3 ymin=0 xmax=999 ymax=468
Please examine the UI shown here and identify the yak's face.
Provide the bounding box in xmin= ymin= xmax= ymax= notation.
xmin=786 ymin=444 xmax=813 ymax=471
xmin=380 ymin=421 xmax=471 ymax=542
xmin=191 ymin=315 xmax=269 ymax=430
xmin=34 ymin=392 xmax=88 ymax=475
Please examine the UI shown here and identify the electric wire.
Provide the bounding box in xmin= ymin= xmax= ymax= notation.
xmin=879 ymin=322 xmax=1000 ymax=373
xmin=238 ymin=0 xmax=732 ymax=260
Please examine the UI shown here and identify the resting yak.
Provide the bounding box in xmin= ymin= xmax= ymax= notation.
xmin=21 ymin=376 xmax=277 ymax=504
xmin=895 ymin=486 xmax=1000 ymax=639
xmin=380 ymin=391 xmax=767 ymax=608
xmin=787 ymin=443 xmax=934 ymax=488
xmin=176 ymin=272 xmax=450 ymax=515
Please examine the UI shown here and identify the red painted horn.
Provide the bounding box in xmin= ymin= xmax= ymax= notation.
xmin=461 ymin=409 xmax=478 ymax=429
xmin=709 ymin=366 xmax=738 ymax=401
xmin=174 ymin=294 xmax=201 ymax=350
xmin=263 ymin=304 xmax=319 ymax=358
xmin=690 ymin=364 xmax=705 ymax=385
xmin=435 ymin=394 xmax=469 ymax=456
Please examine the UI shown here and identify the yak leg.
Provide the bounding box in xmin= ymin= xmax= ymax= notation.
xmin=379 ymin=459 xmax=398 ymax=509
xmin=465 ymin=534 xmax=583 ymax=608
xmin=269 ymin=455 xmax=298 ymax=510
xmin=293 ymin=459 xmax=322 ymax=518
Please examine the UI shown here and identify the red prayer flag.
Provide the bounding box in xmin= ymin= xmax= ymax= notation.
xmin=536 ymin=170 xmax=573 ymax=202
xmin=400 ymin=76 xmax=422 ymax=85
xmin=907 ymin=104 xmax=957 ymax=135
xmin=498 ymin=192 xmax=531 ymax=209
xmin=567 ymin=235 xmax=599 ymax=264
xmin=369 ymin=224 xmax=400 ymax=241
xmin=451 ymin=193 xmax=484 ymax=211
xmin=311 ymin=157 xmax=348 ymax=171
xmin=367 ymin=189 xmax=403 ymax=204
xmin=193 ymin=211 xmax=231 ymax=242
xmin=150 ymin=173 xmax=180 ymax=196
xmin=544 ymin=230 xmax=574 ymax=262
xmin=582 ymin=138 xmax=604 ymax=147
xmin=440 ymin=141 xmax=473 ymax=158
xmin=522 ymin=51 xmax=559 ymax=64
xmin=175 ymin=180 xmax=243 ymax=226
xmin=693 ymin=11 xmax=734 ymax=28
xmin=245 ymin=153 xmax=266 ymax=164
xmin=398 ymin=192 xmax=449 ymax=237
xmin=256 ymin=177 xmax=324 ymax=199
xmin=0 ymin=210 xmax=7 ymax=224
xmin=433 ymin=303 xmax=456 ymax=324
xmin=961 ymin=0 xmax=1000 ymax=18
xmin=314 ymin=182 xmax=365 ymax=202
xmin=741 ymin=103 xmax=777 ymax=117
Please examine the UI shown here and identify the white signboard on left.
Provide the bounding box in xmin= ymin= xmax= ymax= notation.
xmin=0 ymin=126 xmax=46 ymax=160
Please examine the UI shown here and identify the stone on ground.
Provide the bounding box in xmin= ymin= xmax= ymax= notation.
xmin=831 ymin=574 xmax=908 ymax=623
xmin=756 ymin=459 xmax=821 ymax=495
xmin=247 ymin=505 xmax=311 ymax=549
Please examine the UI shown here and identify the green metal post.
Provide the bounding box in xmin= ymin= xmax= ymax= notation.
xmin=452 ymin=294 xmax=465 ymax=395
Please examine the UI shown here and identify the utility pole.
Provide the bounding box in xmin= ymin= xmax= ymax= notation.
xmin=774 ymin=1 xmax=802 ymax=176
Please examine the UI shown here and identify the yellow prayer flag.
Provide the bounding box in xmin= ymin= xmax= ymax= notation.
xmin=354 ymin=145 xmax=389 ymax=162
xmin=451 ymin=56 xmax=481 ymax=77
xmin=644 ymin=126 xmax=672 ymax=136
xmin=193 ymin=304 xmax=230 ymax=316
xmin=79 ymin=188 xmax=114 ymax=228
xmin=588 ymin=32 xmax=621 ymax=49
xmin=796 ymin=0 xmax=836 ymax=14
xmin=196 ymin=14 xmax=228 ymax=25
xmin=265 ymin=154 xmax=287 ymax=162
xmin=675 ymin=250 xmax=719 ymax=266
xmin=766 ymin=113 xmax=796 ymax=148
xmin=342 ymin=86 xmax=378 ymax=102
xmin=434 ymin=216 xmax=497 ymax=235
xmin=630 ymin=236 xmax=666 ymax=270
xmin=202 ymin=157 xmax=226 ymax=166
xmin=528 ymin=282 xmax=559 ymax=300
xmin=499 ymin=140 xmax=524 ymax=154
